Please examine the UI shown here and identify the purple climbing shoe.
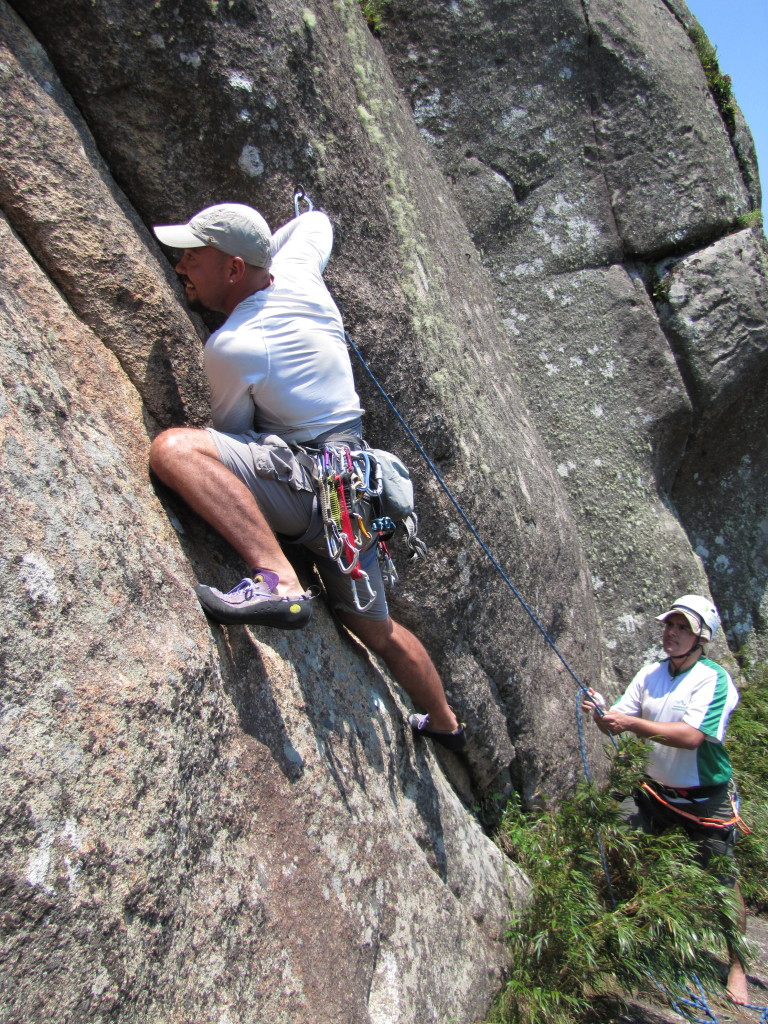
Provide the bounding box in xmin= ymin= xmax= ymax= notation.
xmin=195 ymin=569 xmax=313 ymax=630
xmin=409 ymin=712 xmax=467 ymax=752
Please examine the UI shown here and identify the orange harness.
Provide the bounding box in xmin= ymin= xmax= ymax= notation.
xmin=638 ymin=780 xmax=751 ymax=835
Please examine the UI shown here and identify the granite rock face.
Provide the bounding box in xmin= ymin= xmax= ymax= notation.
xmin=378 ymin=0 xmax=767 ymax=669
xmin=0 ymin=3 xmax=210 ymax=432
xmin=1 ymin=0 xmax=767 ymax=1021
xmin=0 ymin=196 xmax=523 ymax=1023
xmin=1 ymin=2 xmax=575 ymax=1021
xmin=658 ymin=229 xmax=768 ymax=413
xmin=661 ymin=230 xmax=768 ymax=656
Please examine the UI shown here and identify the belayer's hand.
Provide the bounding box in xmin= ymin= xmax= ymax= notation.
xmin=581 ymin=687 xmax=606 ymax=714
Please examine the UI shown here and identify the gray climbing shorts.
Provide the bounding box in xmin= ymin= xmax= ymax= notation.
xmin=207 ymin=427 xmax=389 ymax=621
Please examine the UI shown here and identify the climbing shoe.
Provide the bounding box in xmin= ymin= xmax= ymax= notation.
xmin=195 ymin=569 xmax=313 ymax=630
xmin=409 ymin=712 xmax=467 ymax=752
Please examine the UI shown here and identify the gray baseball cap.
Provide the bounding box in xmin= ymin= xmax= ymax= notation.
xmin=153 ymin=203 xmax=272 ymax=267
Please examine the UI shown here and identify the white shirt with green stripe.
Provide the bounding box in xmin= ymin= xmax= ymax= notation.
xmin=612 ymin=656 xmax=739 ymax=788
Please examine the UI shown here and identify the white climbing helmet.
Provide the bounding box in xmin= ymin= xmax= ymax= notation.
xmin=656 ymin=594 xmax=720 ymax=641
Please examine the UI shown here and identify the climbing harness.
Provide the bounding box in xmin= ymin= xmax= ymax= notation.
xmin=637 ymin=779 xmax=752 ymax=837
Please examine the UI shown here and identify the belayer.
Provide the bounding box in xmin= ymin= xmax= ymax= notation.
xmin=150 ymin=199 xmax=465 ymax=751
xmin=583 ymin=594 xmax=749 ymax=1005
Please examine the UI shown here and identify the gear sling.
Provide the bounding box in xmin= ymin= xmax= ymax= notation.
xmin=296 ymin=440 xmax=427 ymax=613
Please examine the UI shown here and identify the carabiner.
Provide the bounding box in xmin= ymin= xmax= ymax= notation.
xmin=350 ymin=570 xmax=377 ymax=613
xmin=378 ymin=542 xmax=399 ymax=586
xmin=324 ymin=522 xmax=345 ymax=561
xmin=336 ymin=539 xmax=360 ymax=576
xmin=293 ymin=187 xmax=314 ymax=217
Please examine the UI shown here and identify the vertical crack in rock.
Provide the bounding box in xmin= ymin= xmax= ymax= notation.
xmin=578 ymin=0 xmax=626 ymax=263
xmin=0 ymin=2 xmax=209 ymax=430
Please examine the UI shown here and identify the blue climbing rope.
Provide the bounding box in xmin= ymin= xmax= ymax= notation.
xmin=648 ymin=973 xmax=768 ymax=1024
xmin=345 ymin=330 xmax=603 ymax=714
xmin=575 ymin=689 xmax=619 ymax=910
xmin=289 ymin=181 xmax=597 ymax=711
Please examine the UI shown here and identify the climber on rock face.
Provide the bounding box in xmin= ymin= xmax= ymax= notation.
xmin=150 ymin=201 xmax=465 ymax=752
xmin=583 ymin=594 xmax=749 ymax=1006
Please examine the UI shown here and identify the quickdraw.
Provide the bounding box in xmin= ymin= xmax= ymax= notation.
xmin=638 ymin=780 xmax=752 ymax=835
xmin=311 ymin=443 xmax=393 ymax=613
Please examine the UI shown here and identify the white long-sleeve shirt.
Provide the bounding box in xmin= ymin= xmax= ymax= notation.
xmin=205 ymin=211 xmax=363 ymax=442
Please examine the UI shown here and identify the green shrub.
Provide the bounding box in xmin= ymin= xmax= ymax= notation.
xmin=728 ymin=660 xmax=768 ymax=908
xmin=486 ymin=732 xmax=752 ymax=1024
xmin=688 ymin=24 xmax=737 ymax=137
xmin=735 ymin=210 xmax=764 ymax=231
xmin=649 ymin=268 xmax=670 ymax=305
xmin=358 ymin=0 xmax=390 ymax=34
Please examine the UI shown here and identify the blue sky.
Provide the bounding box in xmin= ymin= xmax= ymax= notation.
xmin=685 ymin=0 xmax=767 ymax=221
